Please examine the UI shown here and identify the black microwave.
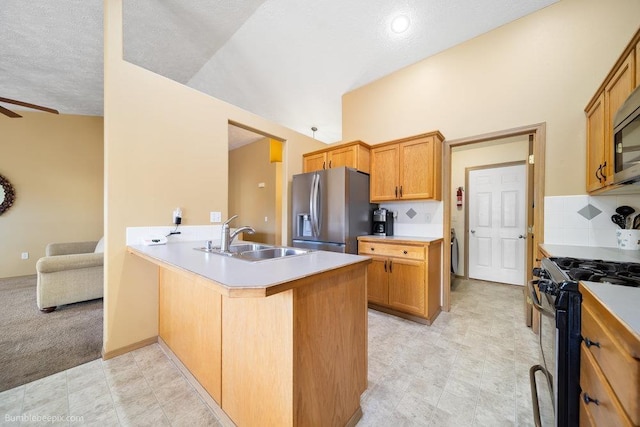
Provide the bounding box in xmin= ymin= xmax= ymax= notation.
xmin=614 ymin=85 xmax=640 ymax=185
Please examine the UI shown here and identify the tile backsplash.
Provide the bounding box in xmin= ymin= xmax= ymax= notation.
xmin=378 ymin=201 xmax=444 ymax=237
xmin=544 ymin=194 xmax=640 ymax=247
xmin=126 ymin=225 xmax=222 ymax=245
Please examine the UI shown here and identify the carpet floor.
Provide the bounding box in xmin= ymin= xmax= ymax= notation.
xmin=0 ymin=275 xmax=103 ymax=392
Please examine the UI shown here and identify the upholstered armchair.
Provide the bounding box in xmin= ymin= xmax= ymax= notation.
xmin=35 ymin=238 xmax=104 ymax=312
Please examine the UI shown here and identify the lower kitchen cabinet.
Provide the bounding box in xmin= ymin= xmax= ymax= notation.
xmin=579 ymin=283 xmax=640 ymax=427
xmin=358 ymin=236 xmax=442 ymax=324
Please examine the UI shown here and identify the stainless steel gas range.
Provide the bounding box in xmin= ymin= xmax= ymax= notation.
xmin=529 ymin=256 xmax=640 ymax=427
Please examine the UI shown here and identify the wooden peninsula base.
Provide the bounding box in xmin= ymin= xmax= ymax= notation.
xmin=130 ymin=246 xmax=369 ymax=427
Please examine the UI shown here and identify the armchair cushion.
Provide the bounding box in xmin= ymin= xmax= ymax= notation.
xmin=94 ymin=237 xmax=105 ymax=253
xmin=46 ymin=240 xmax=98 ymax=256
xmin=36 ymin=252 xmax=103 ymax=274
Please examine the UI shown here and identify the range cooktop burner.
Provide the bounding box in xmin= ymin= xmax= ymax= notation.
xmin=550 ymin=257 xmax=640 ymax=287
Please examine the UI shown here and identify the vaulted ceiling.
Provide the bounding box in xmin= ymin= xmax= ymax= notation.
xmin=1 ymin=0 xmax=558 ymax=144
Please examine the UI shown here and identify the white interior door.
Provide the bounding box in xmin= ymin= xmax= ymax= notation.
xmin=468 ymin=164 xmax=526 ymax=285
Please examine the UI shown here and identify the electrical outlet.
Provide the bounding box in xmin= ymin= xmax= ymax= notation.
xmin=210 ymin=211 xmax=222 ymax=223
xmin=21 ymin=252 xmax=29 ymax=260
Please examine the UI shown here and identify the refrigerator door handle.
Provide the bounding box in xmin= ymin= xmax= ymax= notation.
xmin=311 ymin=173 xmax=321 ymax=236
xmin=309 ymin=173 xmax=315 ymax=236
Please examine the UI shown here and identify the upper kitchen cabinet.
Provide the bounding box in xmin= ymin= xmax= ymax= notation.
xmin=585 ymin=29 xmax=639 ymax=193
xmin=370 ymin=131 xmax=444 ymax=202
xmin=302 ymin=140 xmax=370 ymax=173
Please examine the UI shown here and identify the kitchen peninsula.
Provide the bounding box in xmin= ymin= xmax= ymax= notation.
xmin=128 ymin=242 xmax=371 ymax=427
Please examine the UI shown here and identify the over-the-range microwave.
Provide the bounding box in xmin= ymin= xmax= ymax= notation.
xmin=614 ymin=85 xmax=640 ymax=185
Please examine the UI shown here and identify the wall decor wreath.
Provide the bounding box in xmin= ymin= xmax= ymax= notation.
xmin=0 ymin=173 xmax=16 ymax=216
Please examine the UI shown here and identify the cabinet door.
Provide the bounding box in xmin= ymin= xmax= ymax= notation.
xmin=388 ymin=258 xmax=425 ymax=316
xmin=327 ymin=145 xmax=356 ymax=169
xmin=303 ymin=152 xmax=327 ymax=173
xmin=604 ymin=52 xmax=635 ymax=185
xmin=586 ymin=92 xmax=606 ymax=192
xmin=399 ymin=137 xmax=435 ymax=200
xmin=366 ymin=257 xmax=389 ymax=305
xmin=636 ymin=40 xmax=640 ymax=89
xmin=370 ymin=144 xmax=400 ymax=202
xmin=159 ymin=268 xmax=222 ymax=403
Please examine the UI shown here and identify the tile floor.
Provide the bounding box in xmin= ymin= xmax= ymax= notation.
xmin=0 ymin=278 xmax=553 ymax=426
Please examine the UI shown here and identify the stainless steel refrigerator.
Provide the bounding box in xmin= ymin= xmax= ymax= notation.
xmin=291 ymin=167 xmax=377 ymax=254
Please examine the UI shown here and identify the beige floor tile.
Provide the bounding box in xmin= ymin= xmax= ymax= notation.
xmin=0 ymin=386 xmax=24 ymax=422
xmin=21 ymin=373 xmax=67 ymax=413
xmin=160 ymin=389 xmax=219 ymax=427
xmin=20 ymin=397 xmax=69 ymax=426
xmin=430 ymin=390 xmax=476 ymax=427
xmin=68 ymin=379 xmax=111 ymax=412
xmin=109 ymin=374 xmax=153 ymax=407
xmin=118 ymin=406 xmax=170 ymax=427
xmin=113 ymin=388 xmax=160 ymax=422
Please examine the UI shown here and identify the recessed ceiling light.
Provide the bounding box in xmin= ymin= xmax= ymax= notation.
xmin=391 ymin=15 xmax=410 ymax=34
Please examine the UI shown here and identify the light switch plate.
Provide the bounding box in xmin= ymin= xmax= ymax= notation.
xmin=210 ymin=211 xmax=222 ymax=223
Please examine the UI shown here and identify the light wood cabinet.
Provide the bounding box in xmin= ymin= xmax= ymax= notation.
xmin=159 ymin=267 xmax=223 ymax=404
xmin=370 ymin=131 xmax=444 ymax=202
xmin=586 ymin=93 xmax=607 ymax=192
xmin=636 ymin=40 xmax=640 ymax=89
xmin=585 ymin=29 xmax=639 ymax=193
xmin=358 ymin=237 xmax=442 ymax=324
xmin=302 ymin=151 xmax=327 ymax=172
xmin=302 ymin=141 xmax=370 ymax=173
xmin=579 ymin=284 xmax=640 ymax=426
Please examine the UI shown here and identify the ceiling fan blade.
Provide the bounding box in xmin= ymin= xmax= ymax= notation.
xmin=0 ymin=97 xmax=59 ymax=115
xmin=0 ymin=105 xmax=22 ymax=118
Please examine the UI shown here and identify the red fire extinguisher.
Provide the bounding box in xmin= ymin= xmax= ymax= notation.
xmin=456 ymin=187 xmax=463 ymax=208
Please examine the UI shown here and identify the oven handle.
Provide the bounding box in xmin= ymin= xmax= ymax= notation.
xmin=527 ymin=279 xmax=554 ymax=317
xmin=529 ymin=364 xmax=547 ymax=427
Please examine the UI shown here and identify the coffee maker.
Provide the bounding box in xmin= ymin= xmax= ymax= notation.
xmin=372 ymin=208 xmax=394 ymax=236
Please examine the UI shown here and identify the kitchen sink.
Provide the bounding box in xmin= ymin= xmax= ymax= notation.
xmin=195 ymin=243 xmax=310 ymax=261
xmin=237 ymin=247 xmax=310 ymax=261
xmin=194 ymin=243 xmax=271 ymax=255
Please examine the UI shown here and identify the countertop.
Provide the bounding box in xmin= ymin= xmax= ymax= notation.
xmin=540 ymin=244 xmax=640 ymax=263
xmin=128 ymin=241 xmax=371 ymax=296
xmin=357 ymin=235 xmax=443 ymax=244
xmin=581 ymin=281 xmax=640 ymax=339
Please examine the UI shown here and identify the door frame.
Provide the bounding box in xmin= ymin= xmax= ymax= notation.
xmin=465 ymin=161 xmax=527 ymax=284
xmin=442 ymin=123 xmax=546 ymax=311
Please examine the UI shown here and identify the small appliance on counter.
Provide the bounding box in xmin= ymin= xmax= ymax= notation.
xmin=372 ymin=208 xmax=394 ymax=236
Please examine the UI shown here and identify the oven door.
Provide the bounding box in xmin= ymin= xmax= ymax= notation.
xmin=528 ymin=279 xmax=556 ymax=427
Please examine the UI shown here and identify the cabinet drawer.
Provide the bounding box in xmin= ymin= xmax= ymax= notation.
xmin=580 ymin=344 xmax=633 ymax=427
xmin=358 ymin=242 xmax=424 ymax=260
xmin=582 ymin=302 xmax=640 ymax=424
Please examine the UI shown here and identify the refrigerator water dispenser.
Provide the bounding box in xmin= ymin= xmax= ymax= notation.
xmin=297 ymin=214 xmax=313 ymax=237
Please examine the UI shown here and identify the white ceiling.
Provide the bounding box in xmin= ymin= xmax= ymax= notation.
xmin=1 ymin=0 xmax=558 ymax=145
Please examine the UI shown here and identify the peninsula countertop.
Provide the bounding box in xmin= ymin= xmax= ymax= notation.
xmin=128 ymin=241 xmax=371 ymax=296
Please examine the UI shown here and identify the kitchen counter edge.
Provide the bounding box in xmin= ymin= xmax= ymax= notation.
xmin=357 ymin=235 xmax=443 ymax=244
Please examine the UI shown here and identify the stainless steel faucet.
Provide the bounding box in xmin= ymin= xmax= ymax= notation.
xmin=220 ymin=215 xmax=255 ymax=252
